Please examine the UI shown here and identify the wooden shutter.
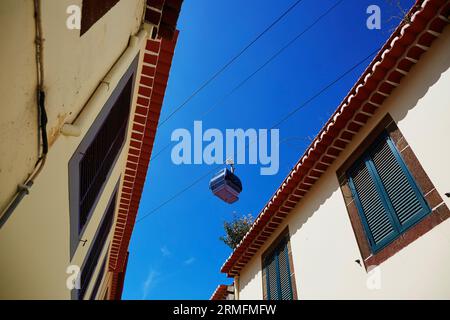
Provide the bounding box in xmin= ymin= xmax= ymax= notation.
xmin=349 ymin=160 xmax=396 ymax=248
xmin=371 ymin=138 xmax=429 ymax=227
xmin=264 ymin=238 xmax=293 ymax=300
xmin=348 ymin=133 xmax=430 ymax=253
xmin=278 ymin=240 xmax=293 ymax=300
xmin=78 ymin=77 xmax=132 ymax=232
xmin=265 ymin=254 xmax=278 ymax=300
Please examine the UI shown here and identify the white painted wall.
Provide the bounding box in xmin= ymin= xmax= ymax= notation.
xmin=0 ymin=0 xmax=145 ymax=213
xmin=237 ymin=25 xmax=450 ymax=300
xmin=0 ymin=1 xmax=147 ymax=299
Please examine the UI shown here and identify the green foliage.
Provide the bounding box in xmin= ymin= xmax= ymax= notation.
xmin=219 ymin=213 xmax=254 ymax=249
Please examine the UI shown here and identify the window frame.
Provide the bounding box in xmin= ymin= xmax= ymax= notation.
xmin=72 ymin=179 xmax=119 ymax=300
xmin=68 ymin=55 xmax=138 ymax=260
xmin=347 ymin=131 xmax=431 ymax=253
xmin=80 ymin=0 xmax=121 ymax=36
xmin=337 ymin=114 xmax=450 ymax=268
xmin=89 ymin=254 xmax=108 ymax=300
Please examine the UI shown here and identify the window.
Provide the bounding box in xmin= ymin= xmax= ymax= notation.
xmin=262 ymin=233 xmax=295 ymax=300
xmin=78 ymin=186 xmax=117 ymax=300
xmin=69 ymin=55 xmax=138 ymax=259
xmin=104 ymin=288 xmax=110 ymax=300
xmin=89 ymin=255 xmax=107 ymax=300
xmin=81 ymin=0 xmax=121 ymax=35
xmin=338 ymin=115 xmax=449 ymax=267
xmin=78 ymin=77 xmax=131 ymax=232
xmin=347 ymin=132 xmax=430 ymax=253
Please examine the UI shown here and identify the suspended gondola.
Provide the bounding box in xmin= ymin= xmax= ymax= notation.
xmin=209 ymin=161 xmax=242 ymax=204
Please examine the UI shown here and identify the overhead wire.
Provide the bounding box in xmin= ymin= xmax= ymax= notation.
xmin=150 ymin=0 xmax=345 ymax=162
xmin=136 ymin=46 xmax=379 ymax=224
xmin=156 ymin=0 xmax=306 ymax=128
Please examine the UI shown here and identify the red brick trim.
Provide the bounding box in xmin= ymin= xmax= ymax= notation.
xmin=107 ymin=31 xmax=179 ymax=299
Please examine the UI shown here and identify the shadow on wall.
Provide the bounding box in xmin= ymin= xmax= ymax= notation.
xmin=389 ymin=28 xmax=450 ymax=125
xmin=238 ymin=254 xmax=261 ymax=298
xmin=238 ymin=169 xmax=338 ymax=297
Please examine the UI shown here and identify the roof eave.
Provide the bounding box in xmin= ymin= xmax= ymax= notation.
xmin=221 ymin=0 xmax=450 ymax=276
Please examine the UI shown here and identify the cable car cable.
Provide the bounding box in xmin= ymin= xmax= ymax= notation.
xmin=150 ymin=0 xmax=345 ymax=162
xmin=136 ymin=47 xmax=379 ymax=224
xmin=156 ymin=0 xmax=306 ymax=129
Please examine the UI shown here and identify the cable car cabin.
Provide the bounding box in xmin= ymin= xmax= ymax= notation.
xmin=209 ymin=168 xmax=243 ymax=204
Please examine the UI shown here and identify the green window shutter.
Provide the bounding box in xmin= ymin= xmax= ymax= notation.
xmin=348 ymin=133 xmax=431 ymax=253
xmin=264 ymin=238 xmax=294 ymax=300
xmin=265 ymin=254 xmax=278 ymax=300
xmin=371 ymin=137 xmax=430 ymax=229
xmin=349 ymin=160 xmax=397 ymax=248
xmin=278 ymin=241 xmax=293 ymax=300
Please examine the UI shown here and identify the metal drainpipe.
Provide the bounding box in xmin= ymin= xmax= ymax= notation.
xmin=0 ymin=182 xmax=34 ymax=228
xmin=0 ymin=0 xmax=47 ymax=229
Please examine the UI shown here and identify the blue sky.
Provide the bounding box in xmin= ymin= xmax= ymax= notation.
xmin=122 ymin=0 xmax=413 ymax=300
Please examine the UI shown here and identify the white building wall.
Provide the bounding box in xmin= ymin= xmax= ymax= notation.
xmin=0 ymin=0 xmax=145 ymax=213
xmin=0 ymin=1 xmax=147 ymax=299
xmin=238 ymin=25 xmax=450 ymax=300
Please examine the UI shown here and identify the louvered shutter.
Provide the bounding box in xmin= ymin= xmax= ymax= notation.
xmin=370 ymin=138 xmax=429 ymax=228
xmin=265 ymin=254 xmax=278 ymax=300
xmin=78 ymin=78 xmax=132 ymax=232
xmin=264 ymin=238 xmax=294 ymax=300
xmin=349 ymin=160 xmax=397 ymax=248
xmin=278 ymin=241 xmax=293 ymax=300
xmin=348 ymin=133 xmax=430 ymax=253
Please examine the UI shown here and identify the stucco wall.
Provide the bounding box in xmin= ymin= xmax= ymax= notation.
xmin=0 ymin=1 xmax=147 ymax=299
xmin=0 ymin=0 xmax=39 ymax=214
xmin=0 ymin=41 xmax=147 ymax=299
xmin=0 ymin=0 xmax=145 ymax=213
xmin=238 ymin=25 xmax=450 ymax=300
